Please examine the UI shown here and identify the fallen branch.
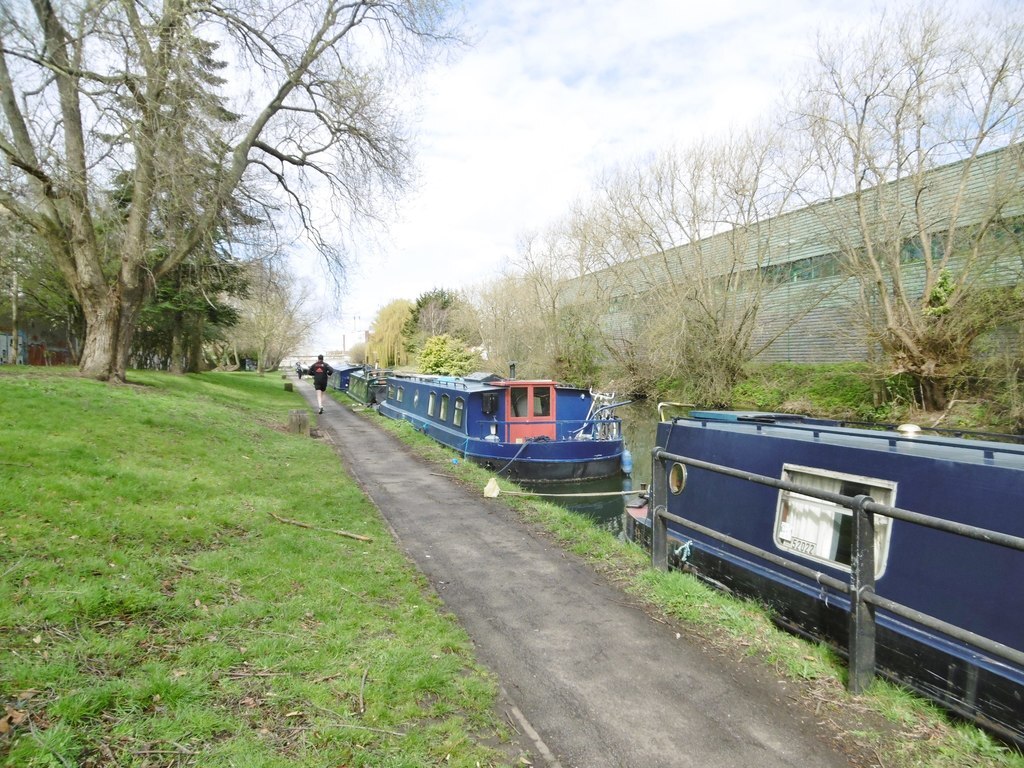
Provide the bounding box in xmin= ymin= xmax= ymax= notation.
xmin=359 ymin=666 xmax=369 ymax=714
xmin=225 ymin=670 xmax=286 ymax=679
xmin=309 ymin=702 xmax=405 ymax=737
xmin=267 ymin=511 xmax=373 ymax=542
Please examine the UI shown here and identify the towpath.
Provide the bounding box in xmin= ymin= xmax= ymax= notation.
xmin=301 ymin=384 xmax=857 ymax=768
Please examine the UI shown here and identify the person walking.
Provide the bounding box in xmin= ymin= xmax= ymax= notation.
xmin=308 ymin=355 xmax=334 ymax=414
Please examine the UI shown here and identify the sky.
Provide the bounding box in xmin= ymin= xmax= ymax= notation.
xmin=302 ymin=0 xmax=893 ymax=355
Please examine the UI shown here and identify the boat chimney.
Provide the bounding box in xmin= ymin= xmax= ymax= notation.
xmin=509 ymin=362 xmax=516 ymax=380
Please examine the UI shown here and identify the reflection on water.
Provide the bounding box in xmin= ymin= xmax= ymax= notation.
xmin=517 ymin=400 xmax=661 ymax=537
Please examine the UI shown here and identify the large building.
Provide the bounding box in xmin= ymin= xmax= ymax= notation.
xmin=567 ymin=143 xmax=1024 ymax=365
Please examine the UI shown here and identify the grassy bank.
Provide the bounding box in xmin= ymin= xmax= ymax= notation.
xmin=0 ymin=369 xmax=522 ymax=767
xmin=359 ymin=392 xmax=1024 ymax=768
xmin=728 ymin=361 xmax=1023 ymax=433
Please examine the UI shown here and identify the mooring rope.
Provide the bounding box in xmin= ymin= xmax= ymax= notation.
xmin=493 ymin=440 xmax=532 ymax=476
xmin=485 ymin=483 xmax=643 ymax=499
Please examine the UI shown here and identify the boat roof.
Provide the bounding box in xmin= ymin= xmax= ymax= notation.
xmin=386 ymin=372 xmax=588 ymax=394
xmin=672 ymin=411 xmax=1024 ymax=470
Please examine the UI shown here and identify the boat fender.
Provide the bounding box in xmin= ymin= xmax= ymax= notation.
xmin=673 ymin=541 xmax=691 ymax=563
xmin=621 ymin=449 xmax=633 ymax=475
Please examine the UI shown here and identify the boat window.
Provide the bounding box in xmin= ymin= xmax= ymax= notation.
xmin=454 ymin=397 xmax=465 ymax=428
xmin=533 ymin=387 xmax=551 ymax=417
xmin=511 ymin=387 xmax=529 ymax=417
xmin=428 ymin=392 xmax=436 ymax=417
xmin=440 ymin=394 xmax=450 ymax=421
xmin=482 ymin=392 xmax=499 ymax=416
xmin=388 ymin=384 xmax=395 ymax=399
xmin=774 ymin=465 xmax=895 ymax=578
xmin=669 ymin=463 xmax=687 ymax=494
xmin=413 ymin=390 xmax=419 ymax=408
xmin=396 ymin=386 xmax=404 ymax=403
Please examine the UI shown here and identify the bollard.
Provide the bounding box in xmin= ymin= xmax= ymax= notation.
xmin=288 ymin=409 xmax=309 ymax=436
xmin=284 ymin=382 xmax=293 ymax=392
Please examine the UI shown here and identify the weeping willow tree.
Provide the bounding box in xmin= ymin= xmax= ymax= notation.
xmin=368 ymin=299 xmax=412 ymax=368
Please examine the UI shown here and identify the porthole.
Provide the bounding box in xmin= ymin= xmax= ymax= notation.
xmin=669 ymin=463 xmax=687 ymax=494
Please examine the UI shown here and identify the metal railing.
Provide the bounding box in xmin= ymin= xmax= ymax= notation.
xmin=473 ymin=417 xmax=623 ymax=442
xmin=648 ymin=446 xmax=1024 ymax=694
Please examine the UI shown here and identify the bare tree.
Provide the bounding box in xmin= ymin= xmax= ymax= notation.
xmin=0 ymin=0 xmax=457 ymax=381
xmin=567 ymin=129 xmax=800 ymax=402
xmin=790 ymin=2 xmax=1024 ymax=410
xmin=467 ymin=272 xmax=547 ymax=378
xmin=225 ymin=261 xmax=318 ymax=372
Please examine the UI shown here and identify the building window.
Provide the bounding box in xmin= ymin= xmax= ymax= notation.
xmin=900 ymin=234 xmax=945 ymax=263
xmin=428 ymin=392 xmax=436 ymax=417
xmin=454 ymin=397 xmax=465 ymax=428
xmin=773 ymin=464 xmax=895 ymax=578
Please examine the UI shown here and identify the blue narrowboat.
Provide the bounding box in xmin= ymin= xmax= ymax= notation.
xmin=329 ymin=364 xmax=363 ymax=393
xmin=628 ymin=410 xmax=1024 ymax=746
xmin=377 ymin=371 xmax=630 ymax=482
xmin=346 ymin=367 xmax=391 ymax=406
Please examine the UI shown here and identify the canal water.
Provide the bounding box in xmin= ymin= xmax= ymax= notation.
xmin=517 ymin=400 xmax=662 ymax=537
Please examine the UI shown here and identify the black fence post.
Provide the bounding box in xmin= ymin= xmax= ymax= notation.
xmin=651 ymin=448 xmax=669 ymax=571
xmin=849 ymin=493 xmax=877 ymax=693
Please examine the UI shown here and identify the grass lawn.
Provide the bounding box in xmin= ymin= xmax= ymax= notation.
xmin=0 ymin=368 xmax=523 ymax=767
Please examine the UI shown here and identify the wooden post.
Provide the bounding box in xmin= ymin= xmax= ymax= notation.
xmin=288 ymin=409 xmax=310 ymax=436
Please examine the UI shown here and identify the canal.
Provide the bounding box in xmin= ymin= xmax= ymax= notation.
xmin=517 ymin=400 xmax=665 ymax=537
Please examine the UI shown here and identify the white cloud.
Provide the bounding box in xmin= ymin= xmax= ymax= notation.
xmin=305 ymin=0 xmax=919 ymax=353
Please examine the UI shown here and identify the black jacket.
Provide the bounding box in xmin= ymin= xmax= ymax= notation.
xmin=308 ymin=360 xmax=333 ymax=387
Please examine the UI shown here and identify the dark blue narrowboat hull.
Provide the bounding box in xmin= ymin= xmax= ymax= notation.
xmin=629 ymin=412 xmax=1024 ymax=746
xmin=412 ymin=426 xmax=624 ymax=482
xmin=377 ymin=373 xmax=627 ymax=482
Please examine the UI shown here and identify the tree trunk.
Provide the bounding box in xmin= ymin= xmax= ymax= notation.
xmin=187 ymin=314 xmax=204 ymax=373
xmin=78 ymin=298 xmax=122 ymax=381
xmin=169 ymin=310 xmax=184 ymax=374
xmin=917 ymin=376 xmax=948 ymax=412
xmin=77 ymin=280 xmax=149 ymax=382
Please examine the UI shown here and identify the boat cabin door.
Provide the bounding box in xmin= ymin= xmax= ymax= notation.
xmin=507 ymin=384 xmax=556 ymax=443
